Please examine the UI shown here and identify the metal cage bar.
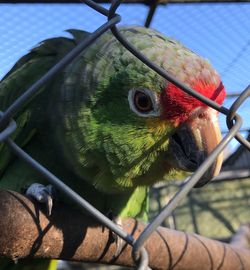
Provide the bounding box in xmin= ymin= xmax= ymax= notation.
xmin=0 ymin=0 xmax=250 ymax=268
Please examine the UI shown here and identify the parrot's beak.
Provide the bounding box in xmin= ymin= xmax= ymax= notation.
xmin=169 ymin=107 xmax=223 ymax=187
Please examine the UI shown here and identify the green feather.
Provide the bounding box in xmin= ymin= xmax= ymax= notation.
xmin=0 ymin=25 xmax=219 ymax=217
xmin=0 ymin=26 xmax=196 ymax=210
xmin=0 ymin=27 xmax=153 ymax=217
xmin=0 ymin=31 xmax=89 ymax=176
xmin=0 ymin=25 xmax=221 ymax=269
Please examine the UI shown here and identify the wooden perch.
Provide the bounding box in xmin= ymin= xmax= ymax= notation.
xmin=1 ymin=189 xmax=250 ymax=269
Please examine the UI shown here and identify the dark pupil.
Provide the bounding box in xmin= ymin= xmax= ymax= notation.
xmin=134 ymin=92 xmax=152 ymax=112
xmin=138 ymin=95 xmax=149 ymax=108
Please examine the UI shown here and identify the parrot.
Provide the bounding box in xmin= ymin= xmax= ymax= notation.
xmin=0 ymin=26 xmax=226 ymax=269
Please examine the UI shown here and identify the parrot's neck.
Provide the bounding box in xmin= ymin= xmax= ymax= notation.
xmin=16 ymin=137 xmax=149 ymax=220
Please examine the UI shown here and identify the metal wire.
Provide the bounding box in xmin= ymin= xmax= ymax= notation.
xmin=0 ymin=15 xmax=121 ymax=130
xmin=0 ymin=0 xmax=249 ymax=269
xmin=0 ymin=112 xmax=16 ymax=142
xmin=133 ymin=247 xmax=151 ymax=270
xmin=132 ymin=114 xmax=242 ymax=258
xmin=6 ymin=138 xmax=135 ymax=244
xmin=144 ymin=1 xmax=159 ymax=27
xmin=226 ymin=84 xmax=250 ymax=149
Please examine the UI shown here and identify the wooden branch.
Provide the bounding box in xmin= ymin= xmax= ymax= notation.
xmin=1 ymin=189 xmax=250 ymax=270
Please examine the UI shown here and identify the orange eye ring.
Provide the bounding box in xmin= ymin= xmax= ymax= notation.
xmin=134 ymin=91 xmax=153 ymax=113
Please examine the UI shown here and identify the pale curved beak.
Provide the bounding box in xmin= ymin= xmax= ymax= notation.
xmin=169 ymin=107 xmax=223 ymax=187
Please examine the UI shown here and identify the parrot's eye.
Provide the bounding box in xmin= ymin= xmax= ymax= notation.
xmin=134 ymin=91 xmax=153 ymax=112
xmin=128 ymin=88 xmax=160 ymax=117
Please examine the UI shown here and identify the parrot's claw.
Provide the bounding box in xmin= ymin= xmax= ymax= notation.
xmin=106 ymin=211 xmax=126 ymax=257
xmin=26 ymin=183 xmax=55 ymax=216
xmin=112 ymin=217 xmax=126 ymax=258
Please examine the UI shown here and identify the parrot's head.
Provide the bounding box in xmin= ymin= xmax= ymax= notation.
xmin=61 ymin=26 xmax=226 ymax=192
xmin=161 ymin=81 xmax=225 ymax=188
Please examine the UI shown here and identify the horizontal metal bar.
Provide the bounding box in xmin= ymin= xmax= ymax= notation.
xmin=212 ymin=169 xmax=250 ymax=182
xmin=226 ymin=93 xmax=243 ymax=98
xmin=1 ymin=0 xmax=250 ymax=3
xmin=221 ymin=128 xmax=249 ymax=134
xmin=152 ymin=168 xmax=250 ymax=190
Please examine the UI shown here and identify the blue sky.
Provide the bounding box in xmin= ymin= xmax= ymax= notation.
xmin=0 ymin=2 xmax=249 ymax=154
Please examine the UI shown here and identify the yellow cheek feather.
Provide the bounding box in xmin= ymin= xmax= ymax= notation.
xmin=146 ymin=117 xmax=174 ymax=136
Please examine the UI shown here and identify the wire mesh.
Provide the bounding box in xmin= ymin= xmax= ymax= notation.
xmin=149 ymin=175 xmax=250 ymax=241
xmin=0 ymin=0 xmax=250 ymax=269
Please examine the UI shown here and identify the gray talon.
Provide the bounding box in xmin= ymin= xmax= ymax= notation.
xmin=26 ymin=183 xmax=55 ymax=216
xmin=113 ymin=217 xmax=125 ymax=258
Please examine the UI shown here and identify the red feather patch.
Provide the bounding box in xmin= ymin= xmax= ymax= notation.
xmin=160 ymin=80 xmax=226 ymax=125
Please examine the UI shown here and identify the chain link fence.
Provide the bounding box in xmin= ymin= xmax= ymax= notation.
xmin=1 ymin=1 xmax=250 ymax=139
xmin=1 ymin=1 xmax=250 ymax=269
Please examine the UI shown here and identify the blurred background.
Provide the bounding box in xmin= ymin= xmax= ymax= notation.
xmin=1 ymin=0 xmax=250 ymax=268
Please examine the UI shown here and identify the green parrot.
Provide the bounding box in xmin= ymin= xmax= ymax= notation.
xmin=0 ymin=26 xmax=226 ymax=269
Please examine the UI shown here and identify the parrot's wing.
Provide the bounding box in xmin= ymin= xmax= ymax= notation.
xmin=0 ymin=29 xmax=90 ymax=176
xmin=2 ymin=29 xmax=90 ymax=80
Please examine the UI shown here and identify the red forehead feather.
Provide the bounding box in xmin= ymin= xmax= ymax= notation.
xmin=160 ymin=80 xmax=226 ymax=124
